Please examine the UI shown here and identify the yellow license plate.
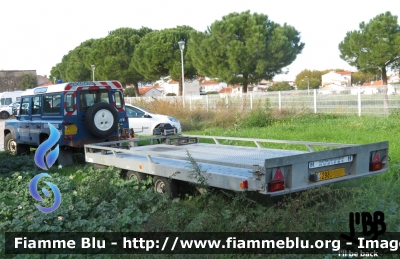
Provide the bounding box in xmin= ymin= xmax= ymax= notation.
xmin=65 ymin=124 xmax=78 ymax=135
xmin=315 ymin=168 xmax=345 ymax=181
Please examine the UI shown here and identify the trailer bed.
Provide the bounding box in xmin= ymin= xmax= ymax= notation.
xmin=131 ymin=143 xmax=306 ymax=167
xmin=84 ymin=135 xmax=389 ymax=196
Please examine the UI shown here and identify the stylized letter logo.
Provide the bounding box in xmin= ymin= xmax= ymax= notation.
xmin=34 ymin=123 xmax=60 ymax=170
xmin=30 ymin=123 xmax=62 ymax=213
xmin=29 ymin=173 xmax=62 ymax=213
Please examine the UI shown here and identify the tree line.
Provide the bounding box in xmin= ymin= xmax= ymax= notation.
xmin=49 ymin=11 xmax=305 ymax=96
xmin=49 ymin=11 xmax=400 ymax=96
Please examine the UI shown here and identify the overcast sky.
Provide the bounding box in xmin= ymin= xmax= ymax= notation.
xmin=1 ymin=0 xmax=399 ymax=81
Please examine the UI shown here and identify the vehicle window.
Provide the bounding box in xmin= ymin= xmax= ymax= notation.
xmin=136 ymin=106 xmax=149 ymax=113
xmin=1 ymin=98 xmax=12 ymax=106
xmin=80 ymin=89 xmax=110 ymax=111
xmin=20 ymin=98 xmax=30 ymax=115
xmin=32 ymin=96 xmax=41 ymax=115
xmin=114 ymin=91 xmax=123 ymax=108
xmin=44 ymin=94 xmax=62 ymax=114
xmin=66 ymin=94 xmax=74 ymax=112
xmin=126 ymin=106 xmax=144 ymax=118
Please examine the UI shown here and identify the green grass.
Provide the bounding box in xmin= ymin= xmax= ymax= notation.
xmin=188 ymin=113 xmax=400 ymax=157
xmin=3 ymin=112 xmax=400 ymax=258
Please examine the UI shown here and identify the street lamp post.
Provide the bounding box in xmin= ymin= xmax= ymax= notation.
xmin=91 ymin=65 xmax=95 ymax=81
xmin=178 ymin=41 xmax=185 ymax=107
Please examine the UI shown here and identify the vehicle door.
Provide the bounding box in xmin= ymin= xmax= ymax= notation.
xmin=17 ymin=97 xmax=31 ymax=143
xmin=78 ymin=89 xmax=114 ymax=139
xmin=40 ymin=94 xmax=64 ymax=144
xmin=126 ymin=106 xmax=152 ymax=135
xmin=29 ymin=95 xmax=42 ymax=144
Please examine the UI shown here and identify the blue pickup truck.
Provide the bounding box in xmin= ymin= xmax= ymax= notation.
xmin=4 ymin=81 xmax=131 ymax=163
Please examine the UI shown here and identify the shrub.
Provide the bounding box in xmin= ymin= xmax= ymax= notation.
xmin=239 ymin=99 xmax=275 ymax=128
xmin=0 ymin=165 xmax=165 ymax=233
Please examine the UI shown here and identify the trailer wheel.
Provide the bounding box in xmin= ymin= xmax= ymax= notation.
xmin=126 ymin=171 xmax=146 ymax=182
xmin=153 ymin=176 xmax=178 ymax=198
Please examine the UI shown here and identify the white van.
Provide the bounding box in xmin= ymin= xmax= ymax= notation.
xmin=0 ymin=102 xmax=19 ymax=119
xmin=0 ymin=91 xmax=24 ymax=106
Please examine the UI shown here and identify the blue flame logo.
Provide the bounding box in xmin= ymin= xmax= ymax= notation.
xmin=30 ymin=123 xmax=62 ymax=213
xmin=34 ymin=123 xmax=60 ymax=170
xmin=29 ymin=173 xmax=62 ymax=213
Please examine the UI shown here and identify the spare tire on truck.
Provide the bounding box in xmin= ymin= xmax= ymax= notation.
xmin=85 ymin=102 xmax=119 ymax=138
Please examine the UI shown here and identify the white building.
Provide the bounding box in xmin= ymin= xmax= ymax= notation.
xmin=321 ymin=71 xmax=352 ymax=88
xmin=138 ymin=87 xmax=163 ymax=97
xmin=164 ymin=79 xmax=200 ymax=96
xmin=218 ymin=85 xmax=243 ymax=97
xmin=388 ymin=74 xmax=400 ymax=84
xmin=200 ymin=80 xmax=226 ymax=93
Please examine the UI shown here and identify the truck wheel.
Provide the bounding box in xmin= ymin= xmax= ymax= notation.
xmin=0 ymin=111 xmax=9 ymax=119
xmin=85 ymin=103 xmax=119 ymax=138
xmin=153 ymin=176 xmax=178 ymax=198
xmin=126 ymin=171 xmax=146 ymax=182
xmin=4 ymin=133 xmax=30 ymax=155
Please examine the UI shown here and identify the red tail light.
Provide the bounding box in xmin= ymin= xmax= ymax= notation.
xmin=240 ymin=180 xmax=248 ymax=189
xmin=370 ymin=162 xmax=383 ymax=171
xmin=268 ymin=168 xmax=285 ymax=192
xmin=268 ymin=180 xmax=285 ymax=192
xmin=370 ymin=152 xmax=383 ymax=171
xmin=64 ymin=136 xmax=73 ymax=142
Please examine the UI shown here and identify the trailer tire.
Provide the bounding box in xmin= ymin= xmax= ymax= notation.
xmin=153 ymin=176 xmax=178 ymax=198
xmin=126 ymin=171 xmax=146 ymax=182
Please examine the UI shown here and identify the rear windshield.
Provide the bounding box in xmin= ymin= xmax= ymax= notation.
xmin=80 ymin=90 xmax=110 ymax=111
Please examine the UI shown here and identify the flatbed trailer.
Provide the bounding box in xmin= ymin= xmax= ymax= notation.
xmin=84 ymin=135 xmax=389 ymax=196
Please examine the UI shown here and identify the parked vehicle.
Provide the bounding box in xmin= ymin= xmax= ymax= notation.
xmin=85 ymin=134 xmax=389 ymax=197
xmin=0 ymin=91 xmax=24 ymax=107
xmin=0 ymin=102 xmax=19 ymax=119
xmin=4 ymin=81 xmax=131 ymax=165
xmin=125 ymin=104 xmax=181 ymax=135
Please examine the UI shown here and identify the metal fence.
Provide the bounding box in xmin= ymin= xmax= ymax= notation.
xmin=125 ymin=86 xmax=400 ymax=116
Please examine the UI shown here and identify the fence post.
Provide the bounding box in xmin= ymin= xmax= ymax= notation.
xmin=358 ymin=87 xmax=361 ymax=117
xmin=250 ymin=92 xmax=253 ymax=110
xmin=190 ymin=95 xmax=192 ymax=111
xmin=206 ymin=94 xmax=209 ymax=112
xmin=314 ymin=89 xmax=317 ymax=113
xmin=278 ymin=91 xmax=282 ymax=111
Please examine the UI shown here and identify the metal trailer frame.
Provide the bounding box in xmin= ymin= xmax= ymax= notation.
xmin=84 ymin=135 xmax=389 ymax=196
